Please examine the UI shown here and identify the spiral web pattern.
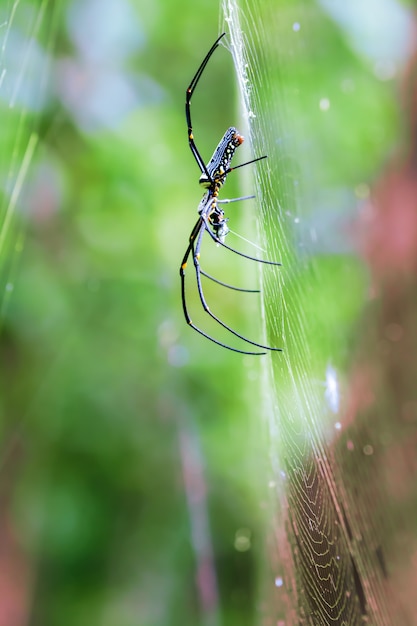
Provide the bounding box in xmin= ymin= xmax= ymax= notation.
xmin=221 ymin=1 xmax=396 ymax=623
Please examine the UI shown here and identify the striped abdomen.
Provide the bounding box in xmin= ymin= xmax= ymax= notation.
xmin=199 ymin=127 xmax=243 ymax=188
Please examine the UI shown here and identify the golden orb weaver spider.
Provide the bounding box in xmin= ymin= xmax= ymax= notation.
xmin=180 ymin=33 xmax=281 ymax=355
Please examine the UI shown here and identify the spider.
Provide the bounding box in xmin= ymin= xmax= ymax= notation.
xmin=180 ymin=33 xmax=281 ymax=355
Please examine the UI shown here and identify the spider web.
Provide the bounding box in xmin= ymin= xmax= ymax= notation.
xmin=221 ymin=0 xmax=413 ymax=624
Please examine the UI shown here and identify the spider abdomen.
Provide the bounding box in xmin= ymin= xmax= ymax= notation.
xmin=198 ymin=127 xmax=244 ymax=188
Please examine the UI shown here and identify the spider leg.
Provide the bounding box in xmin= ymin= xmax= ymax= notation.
xmin=186 ymin=33 xmax=226 ymax=110
xmin=217 ymin=194 xmax=255 ymax=204
xmin=224 ymin=154 xmax=268 ymax=176
xmin=202 ymin=215 xmax=282 ymax=266
xmin=200 ymin=268 xmax=260 ymax=292
xmin=185 ymin=33 xmax=226 ymax=180
xmin=180 ymin=219 xmax=266 ymax=355
xmin=192 ymin=230 xmax=281 ymax=351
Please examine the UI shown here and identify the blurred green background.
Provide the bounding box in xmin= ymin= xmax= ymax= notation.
xmin=0 ymin=0 xmax=411 ymax=624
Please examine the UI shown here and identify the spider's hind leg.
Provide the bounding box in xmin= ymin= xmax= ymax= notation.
xmin=192 ymin=232 xmax=281 ymax=352
xmin=200 ymin=268 xmax=259 ymax=293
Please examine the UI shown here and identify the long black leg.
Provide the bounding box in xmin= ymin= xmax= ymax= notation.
xmin=200 ymin=269 xmax=260 ymax=292
xmin=180 ymin=219 xmax=266 ymax=355
xmin=185 ymin=33 xmax=226 ymax=180
xmin=192 ymin=231 xmax=281 ymax=352
xmin=224 ymin=154 xmax=268 ymax=177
